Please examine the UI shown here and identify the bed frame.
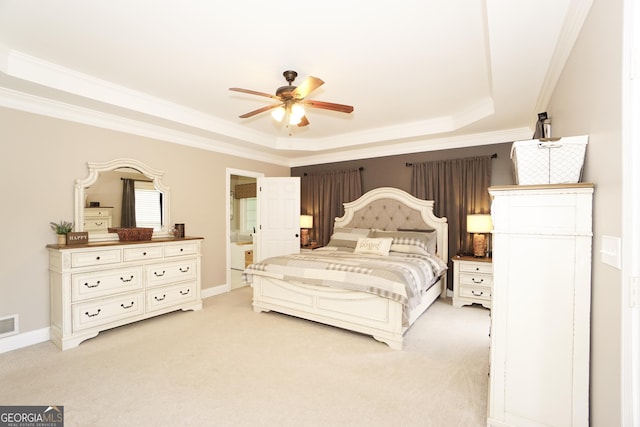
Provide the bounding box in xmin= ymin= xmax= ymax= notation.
xmin=251 ymin=187 xmax=448 ymax=350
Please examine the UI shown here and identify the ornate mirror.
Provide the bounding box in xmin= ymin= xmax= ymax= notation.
xmin=74 ymin=158 xmax=172 ymax=241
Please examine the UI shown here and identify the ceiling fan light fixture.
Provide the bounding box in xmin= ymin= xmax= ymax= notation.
xmin=288 ymin=114 xmax=303 ymax=126
xmin=271 ymin=106 xmax=286 ymax=122
xmin=290 ymin=104 xmax=305 ymax=119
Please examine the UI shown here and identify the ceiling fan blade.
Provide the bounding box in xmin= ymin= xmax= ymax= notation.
xmin=303 ymin=99 xmax=354 ymax=114
xmin=297 ymin=115 xmax=310 ymax=127
xmin=229 ymin=87 xmax=280 ymax=100
xmin=238 ymin=103 xmax=282 ymax=118
xmin=292 ymin=76 xmax=324 ymax=99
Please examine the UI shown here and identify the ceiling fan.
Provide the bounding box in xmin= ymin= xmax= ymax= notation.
xmin=229 ymin=70 xmax=354 ymax=127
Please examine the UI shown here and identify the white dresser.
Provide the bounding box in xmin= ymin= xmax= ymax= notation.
xmin=83 ymin=207 xmax=113 ymax=232
xmin=48 ymin=237 xmax=203 ymax=350
xmin=487 ymin=184 xmax=593 ymax=427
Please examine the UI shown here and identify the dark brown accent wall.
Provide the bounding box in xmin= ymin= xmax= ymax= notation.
xmin=291 ymin=142 xmax=515 ymax=192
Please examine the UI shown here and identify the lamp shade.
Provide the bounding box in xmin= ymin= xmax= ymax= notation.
xmin=300 ymin=215 xmax=313 ymax=229
xmin=271 ymin=106 xmax=286 ymax=122
xmin=467 ymin=214 xmax=492 ymax=233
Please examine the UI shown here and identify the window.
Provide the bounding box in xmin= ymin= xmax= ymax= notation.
xmin=134 ymin=181 xmax=162 ymax=230
xmin=240 ymin=197 xmax=257 ymax=233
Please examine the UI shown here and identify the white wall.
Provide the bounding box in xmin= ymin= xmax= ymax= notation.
xmin=546 ymin=0 xmax=623 ymax=424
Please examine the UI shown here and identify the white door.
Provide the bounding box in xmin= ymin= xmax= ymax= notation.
xmin=256 ymin=177 xmax=300 ymax=262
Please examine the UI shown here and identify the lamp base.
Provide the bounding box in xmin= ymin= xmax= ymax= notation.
xmin=301 ymin=229 xmax=310 ymax=246
xmin=472 ymin=233 xmax=486 ymax=257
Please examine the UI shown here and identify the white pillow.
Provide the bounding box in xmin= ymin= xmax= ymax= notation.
xmin=354 ymin=237 xmax=393 ymax=256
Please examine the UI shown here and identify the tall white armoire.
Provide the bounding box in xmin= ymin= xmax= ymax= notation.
xmin=487 ymin=184 xmax=594 ymax=427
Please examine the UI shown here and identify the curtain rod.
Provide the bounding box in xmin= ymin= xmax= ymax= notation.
xmin=121 ymin=177 xmax=153 ymax=183
xmin=405 ymin=153 xmax=497 ymax=167
xmin=303 ymin=166 xmax=364 ymax=176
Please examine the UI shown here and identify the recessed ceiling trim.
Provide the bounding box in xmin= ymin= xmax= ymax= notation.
xmin=276 ymin=96 xmax=496 ymax=152
xmin=1 ymin=49 xmax=278 ymax=148
xmin=0 ymin=87 xmax=291 ymax=166
xmin=288 ymin=127 xmax=533 ymax=168
xmin=533 ymin=0 xmax=594 ymax=114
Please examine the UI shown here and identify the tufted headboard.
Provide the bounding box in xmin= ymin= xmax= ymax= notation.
xmin=334 ymin=187 xmax=448 ymax=263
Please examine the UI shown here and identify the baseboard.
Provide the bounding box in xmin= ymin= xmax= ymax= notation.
xmin=1 ymin=285 xmax=230 ymax=354
xmin=0 ymin=327 xmax=50 ymax=354
xmin=201 ymin=284 xmax=229 ymax=299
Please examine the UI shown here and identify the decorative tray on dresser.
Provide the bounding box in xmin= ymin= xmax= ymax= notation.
xmin=47 ymin=237 xmax=203 ymax=350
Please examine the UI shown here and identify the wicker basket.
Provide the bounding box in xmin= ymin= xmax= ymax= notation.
xmin=111 ymin=227 xmax=154 ymax=241
xmin=511 ymin=135 xmax=588 ymax=185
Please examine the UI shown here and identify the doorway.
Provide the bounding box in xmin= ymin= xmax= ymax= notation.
xmin=226 ymin=168 xmax=263 ymax=291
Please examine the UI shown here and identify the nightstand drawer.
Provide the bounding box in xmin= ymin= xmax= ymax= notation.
xmin=459 ymin=262 xmax=493 ymax=275
xmin=459 ymin=272 xmax=493 ymax=287
xmin=459 ymin=284 xmax=491 ymax=301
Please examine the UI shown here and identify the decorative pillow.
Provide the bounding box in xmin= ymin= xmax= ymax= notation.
xmin=326 ymin=227 xmax=372 ymax=249
xmin=373 ymin=229 xmax=437 ymax=255
xmin=354 ymin=237 xmax=393 ymax=256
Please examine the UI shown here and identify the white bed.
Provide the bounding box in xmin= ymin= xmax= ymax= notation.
xmin=245 ymin=187 xmax=448 ymax=350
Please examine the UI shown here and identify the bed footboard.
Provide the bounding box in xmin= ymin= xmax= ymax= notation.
xmin=252 ymin=275 xmax=441 ymax=350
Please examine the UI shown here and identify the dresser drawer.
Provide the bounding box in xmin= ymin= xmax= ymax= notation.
xmin=71 ymin=267 xmax=143 ymax=302
xmin=459 ymin=262 xmax=492 ymax=275
xmin=123 ymin=245 xmax=163 ymax=262
xmin=71 ymin=249 xmax=122 ymax=268
xmin=84 ymin=208 xmax=113 ymax=218
xmin=72 ymin=292 xmax=144 ymax=331
xmin=164 ymin=242 xmax=199 ymax=257
xmin=459 ymin=272 xmax=493 ymax=287
xmin=84 ymin=218 xmax=112 ymax=231
xmin=146 ymin=281 xmax=197 ymax=312
xmin=459 ymin=284 xmax=491 ymax=301
xmin=146 ymin=259 xmax=197 ymax=287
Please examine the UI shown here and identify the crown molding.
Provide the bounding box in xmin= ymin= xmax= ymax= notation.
xmin=0 ymin=87 xmax=291 ymax=166
xmin=0 ymin=85 xmax=530 ymax=168
xmin=287 ymin=127 xmax=532 ymax=167
xmin=534 ymin=0 xmax=595 ymax=113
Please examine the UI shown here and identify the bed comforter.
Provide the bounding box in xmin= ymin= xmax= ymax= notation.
xmin=243 ymin=248 xmax=447 ymax=325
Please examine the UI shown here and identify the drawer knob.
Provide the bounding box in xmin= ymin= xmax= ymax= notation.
xmin=84 ymin=280 xmax=100 ymax=288
xmin=96 ymin=256 xmax=101 ymax=260
xmin=472 ymin=278 xmax=484 ymax=284
xmin=154 ymin=270 xmax=166 ymax=277
xmin=179 ymin=267 xmax=190 ymax=273
xmin=180 ymin=289 xmax=190 ymax=296
xmin=120 ymin=275 xmax=134 ymax=283
xmin=143 ymin=252 xmax=147 ymax=256
xmin=180 ymin=248 xmax=184 ymax=252
xmin=154 ymin=294 xmax=166 ymax=301
xmin=471 ymin=290 xmax=484 ymax=296
xmin=120 ymin=301 xmax=135 ymax=309
xmin=84 ymin=309 xmax=101 ymax=318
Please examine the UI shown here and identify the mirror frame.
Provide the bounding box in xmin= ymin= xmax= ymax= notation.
xmin=74 ymin=158 xmax=172 ymax=241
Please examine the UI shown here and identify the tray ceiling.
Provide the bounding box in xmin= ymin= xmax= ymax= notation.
xmin=0 ymin=0 xmax=593 ymax=166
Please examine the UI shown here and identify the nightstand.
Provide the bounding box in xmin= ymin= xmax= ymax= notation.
xmin=452 ymin=255 xmax=492 ymax=309
xmin=300 ymin=242 xmax=321 ymax=252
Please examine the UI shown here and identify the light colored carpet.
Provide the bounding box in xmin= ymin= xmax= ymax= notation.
xmin=0 ymin=287 xmax=490 ymax=427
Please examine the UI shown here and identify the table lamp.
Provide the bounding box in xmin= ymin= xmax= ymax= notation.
xmin=467 ymin=214 xmax=493 ymax=257
xmin=300 ymin=215 xmax=313 ymax=246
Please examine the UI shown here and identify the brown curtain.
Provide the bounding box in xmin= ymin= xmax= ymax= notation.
xmin=411 ymin=156 xmax=492 ymax=289
xmin=121 ymin=178 xmax=137 ymax=228
xmin=300 ymin=169 xmax=363 ymax=246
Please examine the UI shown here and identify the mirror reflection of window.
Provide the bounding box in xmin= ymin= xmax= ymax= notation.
xmin=134 ymin=180 xmax=162 ymax=230
xmin=240 ymin=197 xmax=257 ymax=234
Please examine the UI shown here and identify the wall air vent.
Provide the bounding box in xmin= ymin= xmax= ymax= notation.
xmin=0 ymin=314 xmax=18 ymax=338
